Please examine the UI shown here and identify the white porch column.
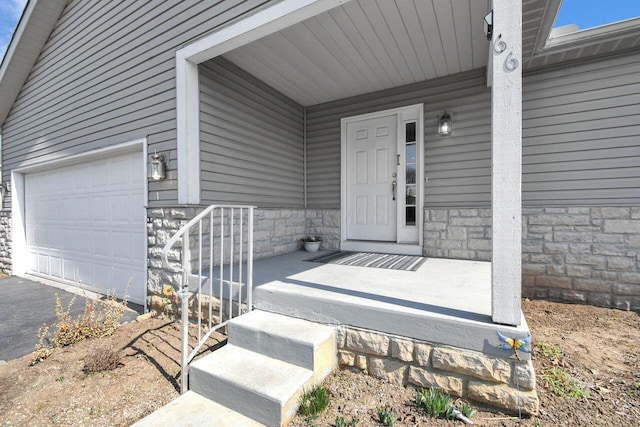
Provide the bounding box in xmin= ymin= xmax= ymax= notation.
xmin=491 ymin=0 xmax=522 ymax=326
xmin=176 ymin=56 xmax=200 ymax=205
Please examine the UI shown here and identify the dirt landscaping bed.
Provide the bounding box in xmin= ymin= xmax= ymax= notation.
xmin=0 ymin=300 xmax=638 ymax=426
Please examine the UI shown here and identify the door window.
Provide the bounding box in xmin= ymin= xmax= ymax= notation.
xmin=405 ymin=122 xmax=417 ymax=226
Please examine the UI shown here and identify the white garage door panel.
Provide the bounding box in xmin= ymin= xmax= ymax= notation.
xmin=25 ymin=151 xmax=146 ymax=305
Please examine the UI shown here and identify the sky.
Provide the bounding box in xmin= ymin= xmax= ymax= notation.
xmin=554 ymin=0 xmax=640 ymax=30
xmin=0 ymin=0 xmax=27 ymax=63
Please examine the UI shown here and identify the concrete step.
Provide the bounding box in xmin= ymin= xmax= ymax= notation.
xmin=228 ymin=310 xmax=336 ymax=377
xmin=132 ymin=390 xmax=265 ymax=427
xmin=190 ymin=344 xmax=314 ymax=426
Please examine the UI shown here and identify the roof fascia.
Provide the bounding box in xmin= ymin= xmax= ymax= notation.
xmin=532 ymin=1 xmax=640 ymax=58
xmin=545 ymin=16 xmax=640 ymax=49
xmin=530 ymin=0 xmax=563 ymax=59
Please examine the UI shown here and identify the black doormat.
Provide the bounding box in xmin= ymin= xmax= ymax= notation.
xmin=305 ymin=251 xmax=427 ymax=271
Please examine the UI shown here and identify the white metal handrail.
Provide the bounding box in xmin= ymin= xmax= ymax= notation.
xmin=161 ymin=204 xmax=255 ymax=393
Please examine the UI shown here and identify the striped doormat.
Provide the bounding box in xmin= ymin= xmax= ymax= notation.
xmin=305 ymin=251 xmax=427 ymax=271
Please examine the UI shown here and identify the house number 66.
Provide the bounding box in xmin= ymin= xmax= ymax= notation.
xmin=493 ymin=34 xmax=519 ymax=72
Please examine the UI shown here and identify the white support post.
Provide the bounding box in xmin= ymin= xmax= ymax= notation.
xmin=11 ymin=171 xmax=26 ymax=276
xmin=491 ymin=0 xmax=522 ymax=326
xmin=176 ymin=55 xmax=200 ymax=205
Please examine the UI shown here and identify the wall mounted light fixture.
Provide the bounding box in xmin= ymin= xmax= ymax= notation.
xmin=148 ymin=152 xmax=167 ymax=180
xmin=484 ymin=11 xmax=493 ymax=40
xmin=438 ymin=111 xmax=453 ymax=136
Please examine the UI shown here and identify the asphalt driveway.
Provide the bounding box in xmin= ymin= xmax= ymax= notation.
xmin=0 ymin=276 xmax=142 ymax=361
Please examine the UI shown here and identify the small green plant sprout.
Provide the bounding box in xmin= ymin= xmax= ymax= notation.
xmin=415 ymin=389 xmax=475 ymax=424
xmin=298 ymin=385 xmax=330 ymax=417
xmin=55 ymin=376 xmax=64 ymax=382
xmin=536 ymin=342 xmax=562 ymax=362
xmin=376 ymin=407 xmax=395 ymax=426
xmin=335 ymin=415 xmax=358 ymax=427
xmin=543 ymin=368 xmax=590 ymax=398
xmin=497 ymin=331 xmax=532 ymax=361
xmin=457 ymin=401 xmax=475 ymax=419
xmin=415 ymin=388 xmax=454 ymax=420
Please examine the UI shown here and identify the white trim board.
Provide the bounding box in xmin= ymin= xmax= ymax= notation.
xmin=175 ymin=0 xmax=347 ymax=205
xmin=12 ymin=139 xmax=146 ymax=174
xmin=340 ymin=104 xmax=424 ymax=254
xmin=340 ymin=241 xmax=422 ymax=256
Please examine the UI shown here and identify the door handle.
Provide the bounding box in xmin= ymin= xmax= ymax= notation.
xmin=392 ymin=180 xmax=397 ymax=201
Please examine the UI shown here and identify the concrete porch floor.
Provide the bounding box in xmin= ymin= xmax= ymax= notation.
xmin=252 ymin=250 xmax=531 ymax=359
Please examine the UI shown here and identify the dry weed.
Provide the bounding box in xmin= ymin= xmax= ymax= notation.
xmin=83 ymin=347 xmax=122 ymax=373
xmin=30 ymin=283 xmax=130 ymax=366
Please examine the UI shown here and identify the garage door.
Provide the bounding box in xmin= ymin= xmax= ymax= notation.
xmin=24 ymin=151 xmax=146 ymax=305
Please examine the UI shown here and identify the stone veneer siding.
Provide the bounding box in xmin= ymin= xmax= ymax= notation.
xmin=337 ymin=326 xmax=538 ymax=415
xmin=424 ymin=207 xmax=640 ymax=310
xmin=147 ymin=207 xmax=307 ymax=300
xmin=424 ymin=208 xmax=493 ymax=261
xmin=0 ymin=211 xmax=11 ymax=275
xmin=2 ymin=204 xmax=636 ymax=311
xmin=305 ymin=209 xmax=340 ymax=250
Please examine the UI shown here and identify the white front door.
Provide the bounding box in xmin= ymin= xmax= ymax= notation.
xmin=341 ymin=104 xmax=424 ymax=254
xmin=345 ymin=114 xmax=397 ymax=241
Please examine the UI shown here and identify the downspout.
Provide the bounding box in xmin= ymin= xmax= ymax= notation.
xmin=303 ymin=106 xmax=307 ymax=209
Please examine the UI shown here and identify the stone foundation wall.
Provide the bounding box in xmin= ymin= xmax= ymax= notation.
xmin=337 ymin=327 xmax=538 ymax=415
xmin=0 ymin=211 xmax=11 ymax=275
xmin=148 ymin=290 xmax=240 ymax=323
xmin=424 ymin=207 xmax=640 ymax=310
xmin=146 ymin=207 xmax=307 ymax=307
xmin=423 ymin=208 xmax=492 ymax=261
xmin=253 ymin=208 xmax=306 ymax=256
xmin=305 ymin=209 xmax=340 ymax=250
xmin=522 ymin=207 xmax=640 ymax=310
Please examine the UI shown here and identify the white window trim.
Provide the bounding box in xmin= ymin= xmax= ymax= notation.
xmin=175 ymin=0 xmax=347 ymax=204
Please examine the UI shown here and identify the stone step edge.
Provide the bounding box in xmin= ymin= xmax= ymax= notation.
xmin=131 ymin=390 xmax=266 ymax=427
xmin=228 ymin=310 xmax=337 ymax=370
xmin=229 ymin=310 xmax=336 ymax=344
xmin=190 ymin=344 xmax=314 ymax=404
xmin=190 ymin=345 xmax=315 ymax=426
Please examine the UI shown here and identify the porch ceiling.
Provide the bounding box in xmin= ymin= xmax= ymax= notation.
xmin=223 ymin=0 xmax=491 ymax=106
xmin=219 ymin=0 xmax=640 ymax=107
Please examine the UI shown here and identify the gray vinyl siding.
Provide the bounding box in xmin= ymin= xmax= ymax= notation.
xmin=199 ymin=58 xmax=304 ymax=207
xmin=1 ymin=0 xmax=272 ymax=209
xmin=522 ymin=51 xmax=640 ymax=206
xmin=305 ymin=68 xmax=490 ymax=208
xmin=306 ymin=51 xmax=640 ymax=208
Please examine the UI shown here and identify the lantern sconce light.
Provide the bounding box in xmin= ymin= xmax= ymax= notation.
xmin=0 ymin=181 xmax=10 ymax=197
xmin=484 ymin=10 xmax=493 ymax=41
xmin=148 ymin=152 xmax=167 ymax=181
xmin=438 ymin=111 xmax=453 ymax=136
